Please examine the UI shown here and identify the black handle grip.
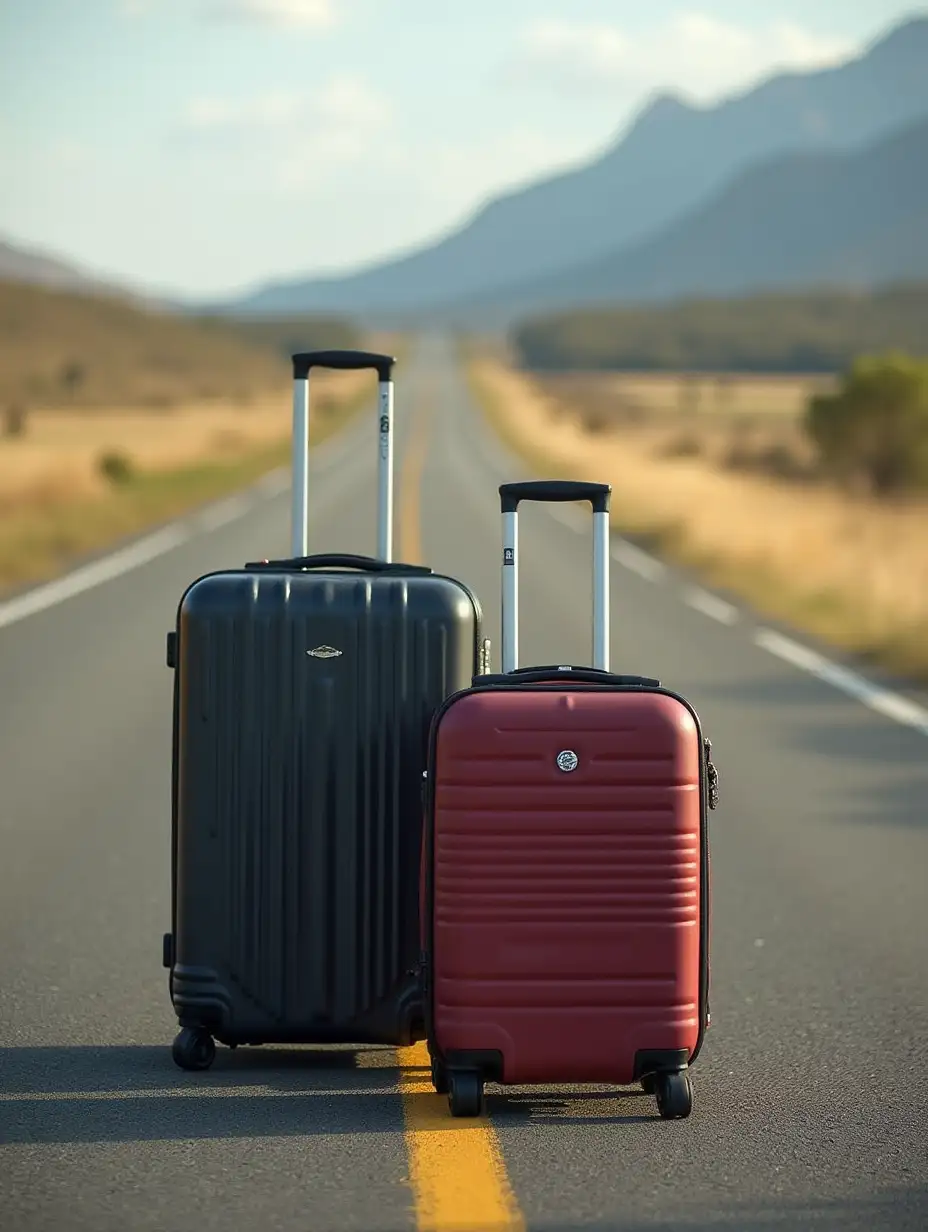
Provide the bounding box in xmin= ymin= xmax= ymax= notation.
xmin=291 ymin=350 xmax=395 ymax=381
xmin=245 ymin=552 xmax=432 ymax=574
xmin=480 ymin=667 xmax=660 ymax=688
xmin=499 ymin=480 xmax=611 ymax=515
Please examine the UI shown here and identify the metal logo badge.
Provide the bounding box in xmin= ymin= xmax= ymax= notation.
xmin=307 ymin=645 xmax=342 ymax=659
xmin=556 ymin=749 xmax=579 ymax=773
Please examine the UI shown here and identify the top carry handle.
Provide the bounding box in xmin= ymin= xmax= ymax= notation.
xmin=291 ymin=350 xmax=396 ymax=561
xmin=499 ymin=480 xmax=612 ymax=674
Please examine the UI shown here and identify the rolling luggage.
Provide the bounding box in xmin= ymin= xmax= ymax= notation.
xmin=164 ymin=349 xmax=489 ymax=1071
xmin=421 ymin=479 xmax=717 ymax=1119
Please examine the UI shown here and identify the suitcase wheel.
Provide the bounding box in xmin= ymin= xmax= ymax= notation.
xmin=640 ymin=1073 xmax=656 ymax=1095
xmin=447 ymin=1069 xmax=484 ymax=1118
xmin=172 ymin=1027 xmax=216 ymax=1072
xmin=654 ymin=1070 xmax=693 ymax=1120
xmin=430 ymin=1057 xmax=449 ymax=1095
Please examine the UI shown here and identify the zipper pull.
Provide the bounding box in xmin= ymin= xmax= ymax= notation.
xmin=704 ymin=737 xmax=719 ymax=810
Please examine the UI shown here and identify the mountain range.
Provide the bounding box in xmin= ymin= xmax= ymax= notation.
xmin=4 ymin=13 xmax=928 ymax=324
xmin=450 ymin=114 xmax=928 ymax=326
xmin=226 ymin=12 xmax=928 ymax=323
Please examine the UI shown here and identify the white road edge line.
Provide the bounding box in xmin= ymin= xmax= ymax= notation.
xmin=472 ymin=390 xmax=928 ymax=738
xmin=0 ymin=393 xmax=401 ymax=632
xmin=0 ymin=525 xmax=190 ymax=632
xmin=195 ymin=493 xmax=254 ymax=532
xmin=0 ymin=468 xmax=294 ymax=633
xmin=685 ymin=587 xmax=739 ymax=625
xmin=611 ymin=540 xmax=666 ymax=582
xmin=754 ymin=628 xmax=928 ymax=738
xmin=254 ymin=468 xmax=290 ymax=498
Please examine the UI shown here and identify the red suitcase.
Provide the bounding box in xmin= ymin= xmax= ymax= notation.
xmin=420 ymin=480 xmax=717 ymax=1120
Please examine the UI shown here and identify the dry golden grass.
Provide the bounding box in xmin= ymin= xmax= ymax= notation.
xmin=0 ymin=272 xmax=411 ymax=593
xmin=468 ymin=356 xmax=928 ymax=683
xmin=0 ymin=366 xmax=371 ymax=592
xmin=0 ymin=367 xmax=367 ymax=507
xmin=544 ymin=370 xmax=833 ymax=420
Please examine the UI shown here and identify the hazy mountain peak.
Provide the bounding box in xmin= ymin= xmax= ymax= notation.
xmin=633 ymin=91 xmax=694 ymax=126
xmin=865 ymin=11 xmax=928 ymax=57
xmin=609 ymin=91 xmax=697 ymax=151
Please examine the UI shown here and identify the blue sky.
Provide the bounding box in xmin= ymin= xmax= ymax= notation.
xmin=0 ymin=0 xmax=920 ymax=298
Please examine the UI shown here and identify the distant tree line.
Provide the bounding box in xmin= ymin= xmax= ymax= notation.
xmin=510 ymin=284 xmax=928 ymax=375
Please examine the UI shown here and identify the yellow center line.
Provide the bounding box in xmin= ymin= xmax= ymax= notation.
xmin=397 ymin=1042 xmax=525 ymax=1232
xmin=394 ymin=355 xmax=526 ymax=1231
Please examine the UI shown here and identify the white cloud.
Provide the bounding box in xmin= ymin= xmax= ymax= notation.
xmin=516 ymin=18 xmax=630 ymax=81
xmin=180 ymin=76 xmax=390 ymax=189
xmin=203 ymin=0 xmax=337 ymax=29
xmin=311 ymin=76 xmax=385 ymax=130
xmin=507 ymin=12 xmax=853 ymax=104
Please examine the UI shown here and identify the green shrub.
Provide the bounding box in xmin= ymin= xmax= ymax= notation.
xmin=60 ymin=360 xmax=85 ymax=396
xmin=98 ymin=450 xmax=135 ymax=485
xmin=2 ymin=404 xmax=27 ymax=438
xmin=805 ymin=352 xmax=928 ymax=496
xmin=580 ymin=410 xmax=614 ymax=434
xmin=660 ymin=432 xmax=702 ymax=459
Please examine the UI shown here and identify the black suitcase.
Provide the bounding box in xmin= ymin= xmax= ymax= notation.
xmin=164 ymin=349 xmax=488 ymax=1070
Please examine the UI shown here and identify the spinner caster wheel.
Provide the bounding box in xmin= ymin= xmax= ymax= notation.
xmin=172 ymin=1027 xmax=216 ymax=1072
xmin=447 ymin=1069 xmax=484 ymax=1118
xmin=640 ymin=1073 xmax=656 ymax=1095
xmin=655 ymin=1070 xmax=693 ymax=1120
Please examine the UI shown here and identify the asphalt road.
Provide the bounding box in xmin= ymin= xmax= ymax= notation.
xmin=1 ymin=334 xmax=926 ymax=1231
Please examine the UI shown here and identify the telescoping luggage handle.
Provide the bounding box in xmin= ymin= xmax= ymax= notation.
xmin=499 ymin=480 xmax=612 ymax=674
xmin=291 ymin=350 xmax=396 ymax=562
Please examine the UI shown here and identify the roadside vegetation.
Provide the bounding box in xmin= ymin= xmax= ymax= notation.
xmin=510 ymin=282 xmax=928 ymax=374
xmin=464 ymin=338 xmax=928 ymax=684
xmin=0 ymin=279 xmax=398 ymax=594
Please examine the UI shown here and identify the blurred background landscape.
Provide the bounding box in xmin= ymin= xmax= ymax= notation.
xmin=4 ymin=9 xmax=928 ymax=1229
xmin=2 ymin=1 xmax=927 ymax=679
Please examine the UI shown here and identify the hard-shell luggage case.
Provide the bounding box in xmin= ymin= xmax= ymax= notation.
xmin=164 ymin=350 xmax=489 ymax=1071
xmin=421 ymin=480 xmax=717 ymax=1119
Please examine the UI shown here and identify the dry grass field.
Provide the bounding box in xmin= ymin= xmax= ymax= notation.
xmin=543 ymin=370 xmax=832 ymax=418
xmin=0 ymin=370 xmax=368 ymax=506
xmin=0 ymin=275 xmax=409 ymax=593
xmin=467 ymin=354 xmax=928 ymax=684
xmin=0 ymin=288 xmax=412 ymax=595
xmin=0 ymin=365 xmax=372 ymax=593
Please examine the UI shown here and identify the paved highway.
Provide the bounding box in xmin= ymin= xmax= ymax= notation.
xmin=1 ymin=335 xmax=926 ymax=1231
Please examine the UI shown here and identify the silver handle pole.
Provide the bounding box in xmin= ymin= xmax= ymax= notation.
xmin=592 ymin=509 xmax=610 ymax=670
xmin=501 ymin=509 xmax=518 ymax=672
xmin=291 ymin=376 xmax=309 ymax=557
xmin=376 ymin=378 xmax=394 ymax=562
